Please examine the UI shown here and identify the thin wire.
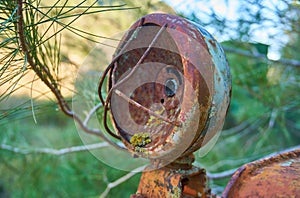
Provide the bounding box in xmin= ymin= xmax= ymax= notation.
xmin=97 ymin=18 xmax=146 ymax=139
xmin=110 ymin=23 xmax=168 ymax=90
xmin=98 ymin=17 xmax=145 ymax=105
xmin=102 ymin=23 xmax=169 ymax=139
xmin=114 ymin=89 xmax=181 ymax=126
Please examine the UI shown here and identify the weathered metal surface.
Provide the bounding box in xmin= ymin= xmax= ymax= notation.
xmin=223 ymin=148 xmax=300 ymax=197
xmin=102 ymin=13 xmax=231 ymax=166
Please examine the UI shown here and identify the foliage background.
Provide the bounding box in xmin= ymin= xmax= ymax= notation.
xmin=0 ymin=0 xmax=299 ymax=197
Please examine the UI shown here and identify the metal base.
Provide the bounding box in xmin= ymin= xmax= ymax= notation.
xmin=131 ymin=164 xmax=214 ymax=198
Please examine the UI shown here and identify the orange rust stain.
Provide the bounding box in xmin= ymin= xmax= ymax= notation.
xmin=208 ymin=39 xmax=216 ymax=48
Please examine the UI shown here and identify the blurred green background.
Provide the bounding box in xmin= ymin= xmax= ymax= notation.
xmin=1 ymin=0 xmax=300 ymax=197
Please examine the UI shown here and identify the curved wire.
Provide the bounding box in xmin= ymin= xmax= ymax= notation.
xmin=99 ymin=22 xmax=175 ymax=140
xmin=98 ymin=17 xmax=145 ymax=105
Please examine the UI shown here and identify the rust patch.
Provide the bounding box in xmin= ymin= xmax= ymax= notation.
xmin=223 ymin=148 xmax=300 ymax=198
xmin=131 ymin=164 xmax=213 ymax=198
xmin=208 ymin=39 xmax=216 ymax=48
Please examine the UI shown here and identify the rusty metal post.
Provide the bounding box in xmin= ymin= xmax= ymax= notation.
xmin=131 ymin=154 xmax=214 ymax=198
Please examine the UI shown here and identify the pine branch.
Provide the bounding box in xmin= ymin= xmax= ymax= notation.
xmin=17 ymin=0 xmax=68 ymax=114
xmin=14 ymin=0 xmax=125 ymax=150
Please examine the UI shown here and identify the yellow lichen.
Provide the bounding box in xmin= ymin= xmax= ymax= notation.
xmin=130 ymin=133 xmax=152 ymax=147
xmin=167 ymin=186 xmax=182 ymax=198
xmin=146 ymin=107 xmax=166 ymax=126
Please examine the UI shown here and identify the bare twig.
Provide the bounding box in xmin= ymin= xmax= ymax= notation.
xmin=263 ymin=144 xmax=300 ymax=159
xmin=204 ymin=156 xmax=258 ymax=171
xmin=206 ymin=168 xmax=238 ymax=180
xmin=99 ymin=165 xmax=146 ymax=198
xmin=0 ymin=142 xmax=110 ymax=155
xmin=268 ymin=109 xmax=278 ymax=129
xmin=223 ymin=46 xmax=300 ymax=67
xmin=222 ymin=118 xmax=257 ymax=137
xmin=83 ymin=102 xmax=103 ymax=126
xmin=202 ymin=144 xmax=300 ymax=180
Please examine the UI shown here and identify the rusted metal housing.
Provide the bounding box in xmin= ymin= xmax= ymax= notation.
xmin=99 ymin=13 xmax=300 ymax=198
xmin=107 ymin=13 xmax=231 ymax=166
xmin=223 ymin=148 xmax=300 ymax=197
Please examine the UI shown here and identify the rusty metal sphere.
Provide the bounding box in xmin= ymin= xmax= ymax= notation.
xmin=100 ymin=13 xmax=231 ymax=165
